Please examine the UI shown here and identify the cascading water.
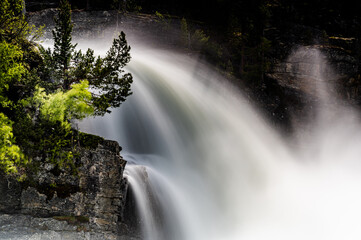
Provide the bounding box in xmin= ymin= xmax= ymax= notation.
xmin=79 ymin=44 xmax=361 ymax=240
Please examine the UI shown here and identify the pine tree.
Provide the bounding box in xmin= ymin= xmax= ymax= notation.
xmin=52 ymin=0 xmax=76 ymax=90
xmin=41 ymin=0 xmax=133 ymax=116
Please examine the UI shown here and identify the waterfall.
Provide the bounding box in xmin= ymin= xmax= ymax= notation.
xmin=79 ymin=46 xmax=361 ymax=240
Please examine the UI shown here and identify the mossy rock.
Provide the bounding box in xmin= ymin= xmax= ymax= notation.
xmin=76 ymin=131 xmax=104 ymax=149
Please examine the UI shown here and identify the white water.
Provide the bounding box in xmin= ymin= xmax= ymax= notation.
xmin=79 ymin=46 xmax=361 ymax=240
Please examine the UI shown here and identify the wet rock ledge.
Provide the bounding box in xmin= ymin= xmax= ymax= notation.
xmin=0 ymin=139 xmax=135 ymax=239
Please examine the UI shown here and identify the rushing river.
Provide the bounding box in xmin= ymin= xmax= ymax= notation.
xmin=79 ymin=44 xmax=361 ymax=240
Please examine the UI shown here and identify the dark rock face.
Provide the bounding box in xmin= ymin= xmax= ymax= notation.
xmin=259 ymin=24 xmax=361 ymax=130
xmin=0 ymin=174 xmax=22 ymax=213
xmin=27 ymin=8 xmax=185 ymax=50
xmin=0 ymin=140 xmax=135 ymax=239
xmin=267 ymin=45 xmax=358 ymax=98
xmin=266 ymin=25 xmax=360 ymax=103
xmin=25 ymin=0 xmax=59 ymax=12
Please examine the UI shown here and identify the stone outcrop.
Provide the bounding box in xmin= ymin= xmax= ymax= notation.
xmin=265 ymin=25 xmax=360 ymax=103
xmin=0 ymin=140 xmax=136 ymax=239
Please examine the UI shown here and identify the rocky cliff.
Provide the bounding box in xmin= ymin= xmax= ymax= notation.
xmin=255 ymin=24 xmax=361 ymax=130
xmin=27 ymin=8 xmax=183 ymax=49
xmin=0 ymin=139 xmax=137 ymax=240
xmin=266 ymin=25 xmax=360 ymax=102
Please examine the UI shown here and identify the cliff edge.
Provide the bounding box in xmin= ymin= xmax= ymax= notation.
xmin=0 ymin=139 xmax=135 ymax=239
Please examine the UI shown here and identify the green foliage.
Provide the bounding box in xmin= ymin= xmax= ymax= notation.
xmin=31 ymin=80 xmax=93 ymax=129
xmin=155 ymin=11 xmax=172 ymax=33
xmin=0 ymin=0 xmax=26 ymax=42
xmin=155 ymin=11 xmax=164 ymax=21
xmin=13 ymin=113 xmax=74 ymax=169
xmin=112 ymin=0 xmax=142 ymax=12
xmin=0 ymin=0 xmax=68 ymax=176
xmin=0 ymin=0 xmax=131 ymax=177
xmin=42 ymin=31 xmax=133 ymax=116
xmin=126 ymin=0 xmax=142 ymax=12
xmin=40 ymin=0 xmax=133 ymax=115
xmin=14 ymin=0 xmax=131 ymax=176
xmin=0 ymin=0 xmax=43 ymax=45
xmin=52 ymin=0 xmax=77 ymax=90
xmin=191 ymin=29 xmax=209 ymax=49
xmin=0 ymin=113 xmax=26 ymax=175
xmin=0 ymin=41 xmax=26 ymax=108
xmin=90 ymin=32 xmax=133 ymax=114
xmin=77 ymin=130 xmax=104 ymax=149
xmin=39 ymin=127 xmax=75 ymax=170
xmin=0 ymin=39 xmax=28 ymax=177
xmin=180 ymin=18 xmax=209 ymax=50
xmin=16 ymin=80 xmax=94 ymax=172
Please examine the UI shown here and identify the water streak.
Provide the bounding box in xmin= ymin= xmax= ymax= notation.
xmin=80 ymin=46 xmax=361 ymax=240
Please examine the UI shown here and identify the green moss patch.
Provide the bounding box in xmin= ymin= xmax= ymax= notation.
xmin=76 ymin=131 xmax=104 ymax=149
